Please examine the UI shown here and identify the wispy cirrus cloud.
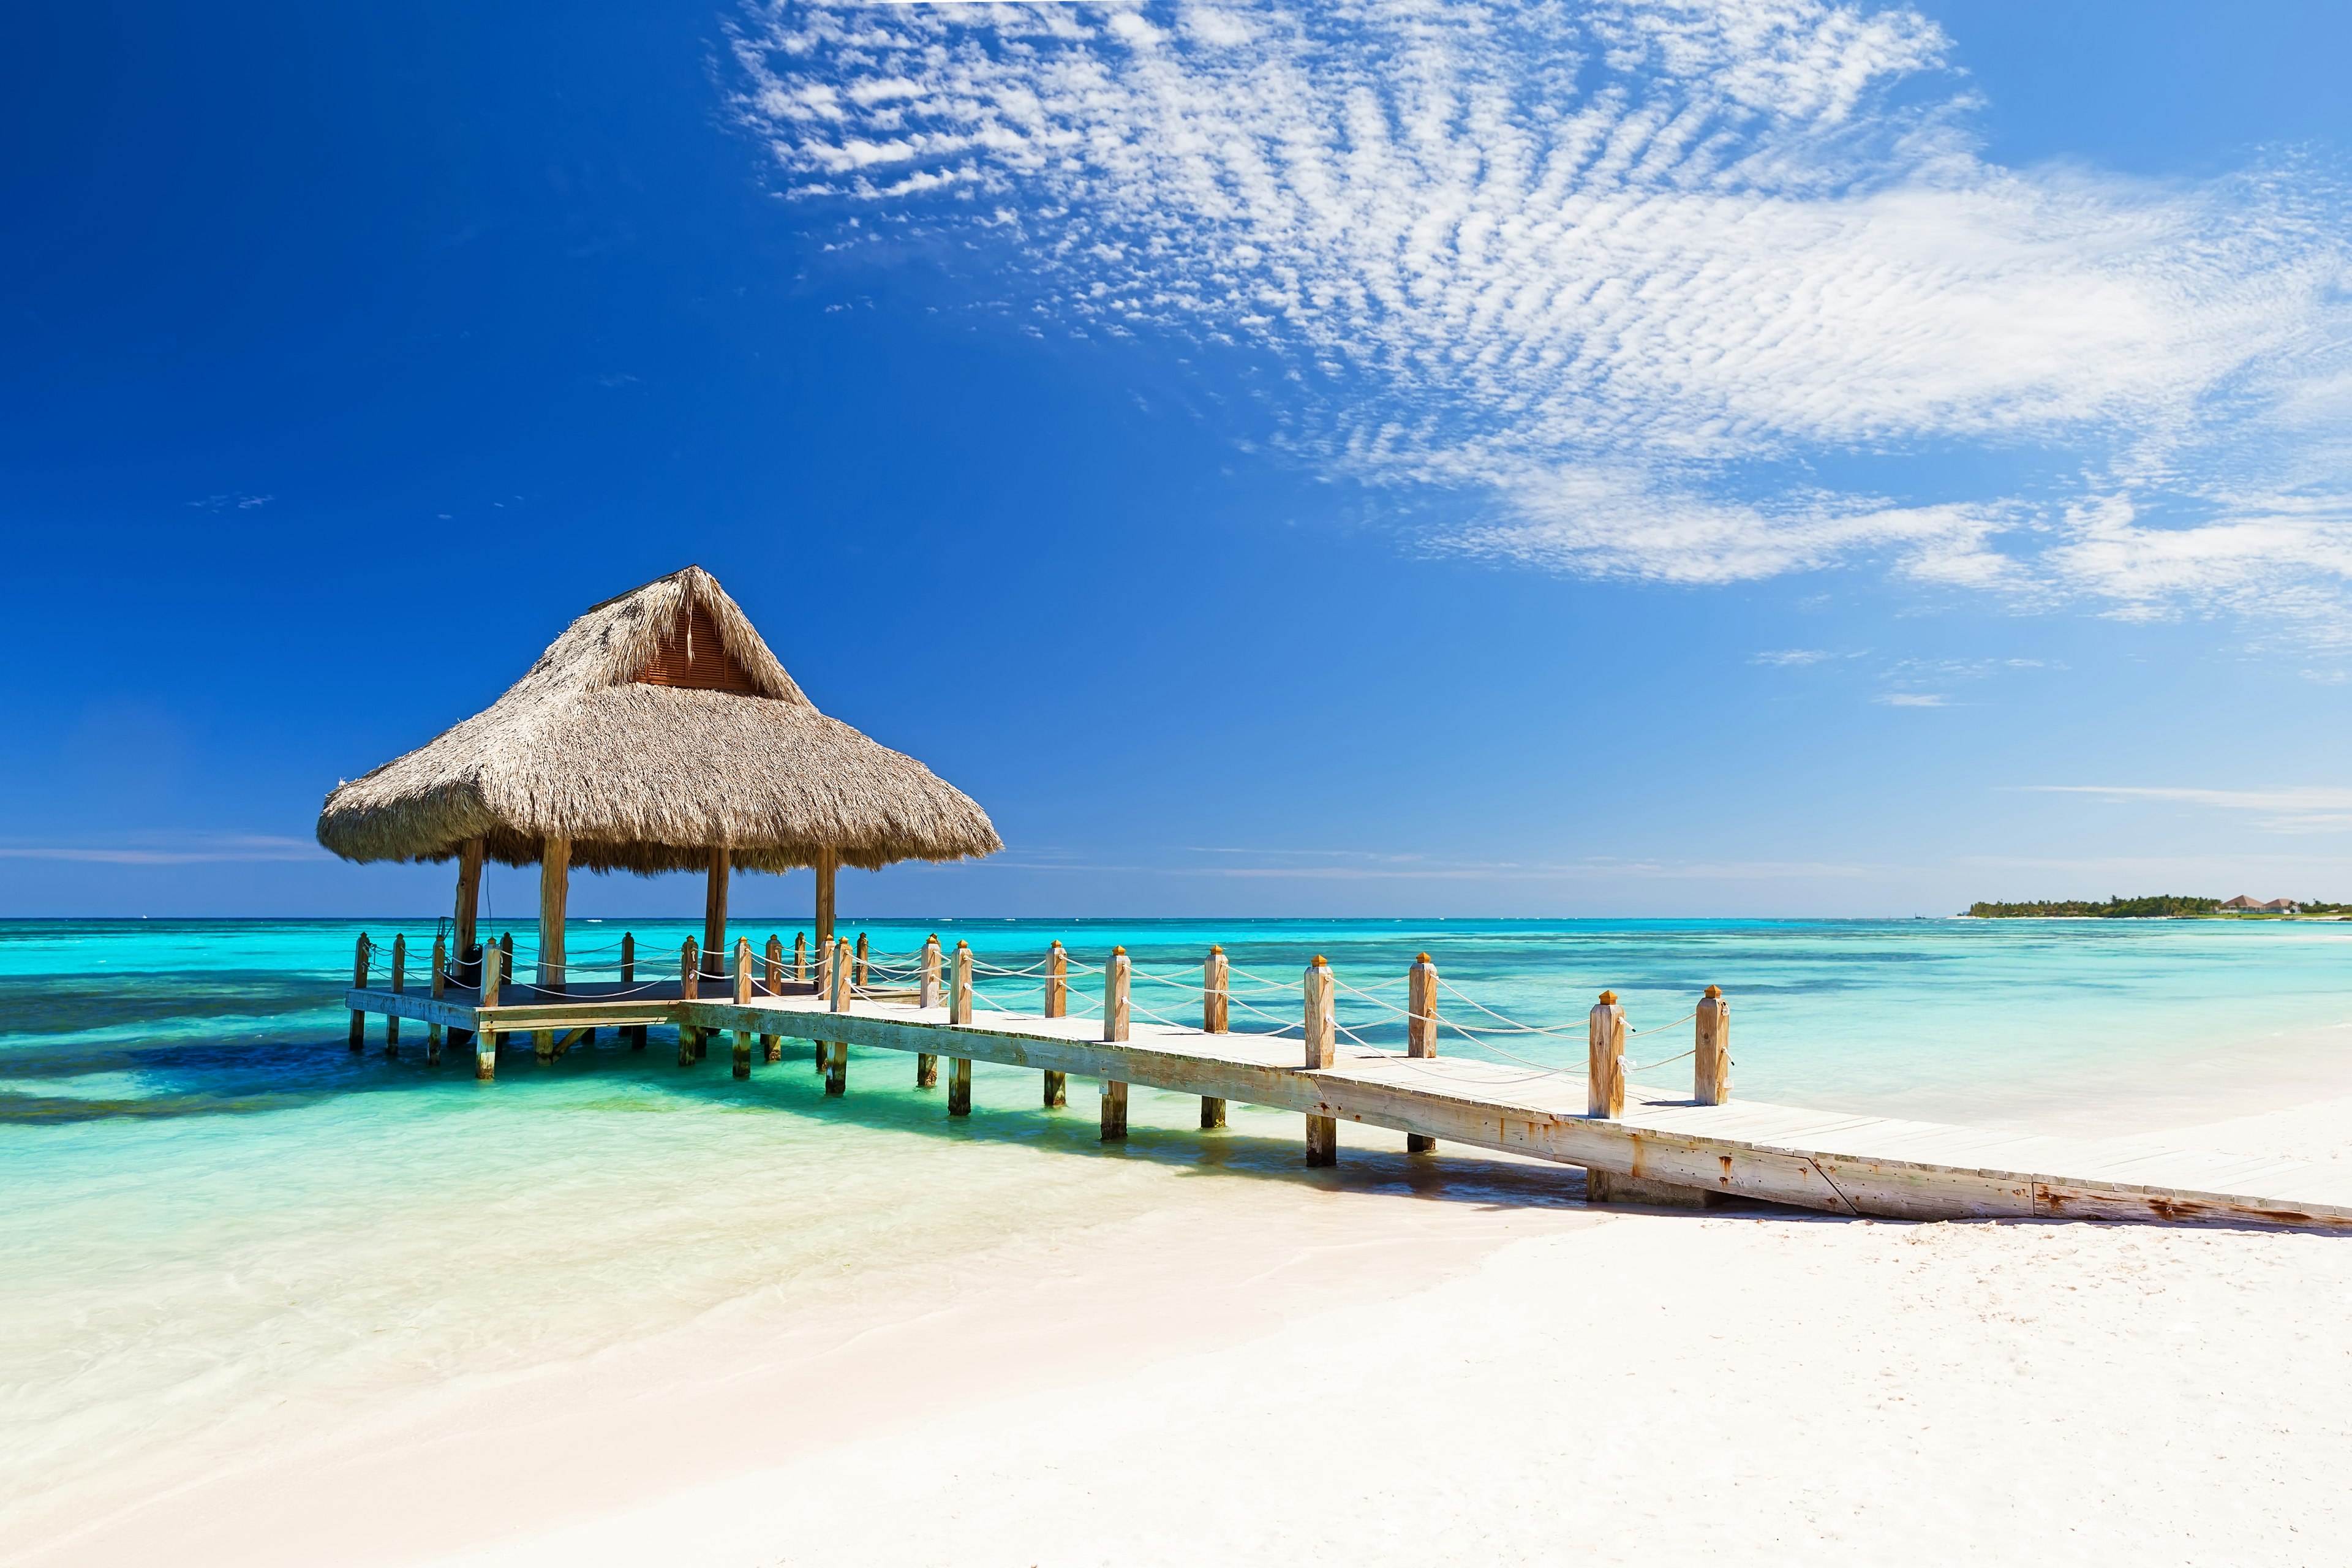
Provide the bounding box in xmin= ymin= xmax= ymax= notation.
xmin=2024 ymin=785 xmax=2352 ymax=834
xmin=0 ymin=834 xmax=328 ymax=865
xmin=732 ymin=0 xmax=2352 ymax=628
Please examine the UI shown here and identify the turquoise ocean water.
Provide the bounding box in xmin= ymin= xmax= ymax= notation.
xmin=6 ymin=914 xmax=2352 ymax=1535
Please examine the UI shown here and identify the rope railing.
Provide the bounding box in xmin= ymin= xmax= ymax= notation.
xmin=342 ymin=927 xmax=1736 ymax=1110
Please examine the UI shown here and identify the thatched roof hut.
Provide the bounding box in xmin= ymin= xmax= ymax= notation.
xmin=317 ymin=565 xmax=999 ymax=982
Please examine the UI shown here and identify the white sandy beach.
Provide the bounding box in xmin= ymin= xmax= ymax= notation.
xmin=17 ymin=1044 xmax=2352 ymax=1568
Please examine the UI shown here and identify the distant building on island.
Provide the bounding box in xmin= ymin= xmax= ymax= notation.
xmin=2221 ymin=895 xmax=2301 ymax=913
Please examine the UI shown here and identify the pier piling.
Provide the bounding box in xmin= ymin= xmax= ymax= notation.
xmin=350 ymin=934 xmax=369 ymax=1051
xmin=475 ymin=944 xmax=501 ymax=1081
xmin=621 ymin=933 xmax=645 ymax=1049
xmin=1695 ymin=986 xmax=1731 ymax=1106
xmin=1101 ymin=948 xmax=1131 ymax=1141
xmin=428 ymin=933 xmax=446 ymax=1063
xmin=1406 ymin=954 xmax=1438 ymax=1152
xmin=948 ymin=941 xmax=973 ymax=1106
xmin=387 ymin=935 xmax=405 ymax=1057
xmin=1200 ymin=945 xmax=1229 ymax=1129
xmin=916 ymin=935 xmax=942 ymax=1087
xmin=1588 ymin=991 xmax=1625 ymax=1118
xmin=1303 ymin=956 xmax=1337 ymax=1166
xmin=761 ymin=935 xmax=783 ymax=1061
xmin=1042 ymin=941 xmax=1068 ymax=1107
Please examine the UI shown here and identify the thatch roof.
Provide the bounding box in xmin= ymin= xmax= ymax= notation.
xmin=315 ymin=566 xmax=1001 ymax=874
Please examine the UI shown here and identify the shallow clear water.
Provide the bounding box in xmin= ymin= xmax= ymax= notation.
xmin=5 ymin=914 xmax=2351 ymax=1528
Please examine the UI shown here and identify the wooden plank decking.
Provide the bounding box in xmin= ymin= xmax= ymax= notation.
xmin=347 ymin=984 xmax=2352 ymax=1232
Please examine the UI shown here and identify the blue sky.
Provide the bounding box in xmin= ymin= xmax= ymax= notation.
xmin=4 ymin=0 xmax=2351 ymax=920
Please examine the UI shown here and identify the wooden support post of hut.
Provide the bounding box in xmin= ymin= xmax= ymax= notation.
xmin=1303 ymin=956 xmax=1338 ymax=1166
xmin=1406 ymin=953 xmax=1438 ymax=1152
xmin=679 ymin=938 xmax=700 ymax=1066
xmin=497 ymin=933 xmax=514 ymax=1047
xmin=703 ymin=846 xmax=729 ymax=992
xmin=915 ymin=935 xmax=941 ymax=1088
xmin=813 ymin=847 xmax=839 ymax=981
xmin=1101 ymin=948 xmax=1131 ymax=1141
xmin=948 ymin=941 xmax=973 ymax=1114
xmin=1042 ymin=940 xmax=1069 ymax=1109
xmin=540 ymin=839 xmax=569 ymax=994
xmin=448 ymin=837 xmax=483 ymax=1052
xmin=428 ymin=933 xmax=446 ymax=1063
xmin=622 ymin=933 xmax=645 ymax=1049
xmin=1695 ymin=986 xmax=1731 ymax=1106
xmin=386 ymin=935 xmax=405 ymax=1057
xmin=312 ymin=565 xmax=1001 ymax=1071
xmin=453 ymin=838 xmax=483 ymax=965
xmin=534 ymin=838 xmax=568 ymax=1063
xmin=349 ymin=934 xmax=369 ymax=1051
xmin=475 ymin=944 xmax=501 ymax=1081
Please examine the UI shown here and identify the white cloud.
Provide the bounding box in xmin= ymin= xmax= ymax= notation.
xmin=1874 ymin=691 xmax=1947 ymax=707
xmin=732 ymin=0 xmax=2352 ymax=619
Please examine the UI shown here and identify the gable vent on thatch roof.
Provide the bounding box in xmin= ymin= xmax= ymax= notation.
xmin=314 ymin=565 xmax=1001 ymax=875
xmin=633 ymin=598 xmax=758 ymax=693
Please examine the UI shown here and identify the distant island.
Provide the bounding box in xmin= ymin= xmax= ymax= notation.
xmin=1965 ymin=895 xmax=2352 ymax=918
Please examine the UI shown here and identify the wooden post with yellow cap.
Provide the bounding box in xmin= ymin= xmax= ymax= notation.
xmin=1406 ymin=952 xmax=1439 ymax=1152
xmin=761 ymin=935 xmax=783 ymax=1062
xmin=475 ymin=942 xmax=501 ymax=1082
xmin=1695 ymin=985 xmax=1731 ymax=1105
xmin=731 ymin=937 xmax=755 ymax=1080
xmin=1588 ymin=990 xmax=1626 ymax=1118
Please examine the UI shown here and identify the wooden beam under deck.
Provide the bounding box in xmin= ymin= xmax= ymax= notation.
xmin=343 ymin=986 xmax=2352 ymax=1232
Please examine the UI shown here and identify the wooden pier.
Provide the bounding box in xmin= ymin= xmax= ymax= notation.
xmin=344 ymin=936 xmax=2352 ymax=1233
